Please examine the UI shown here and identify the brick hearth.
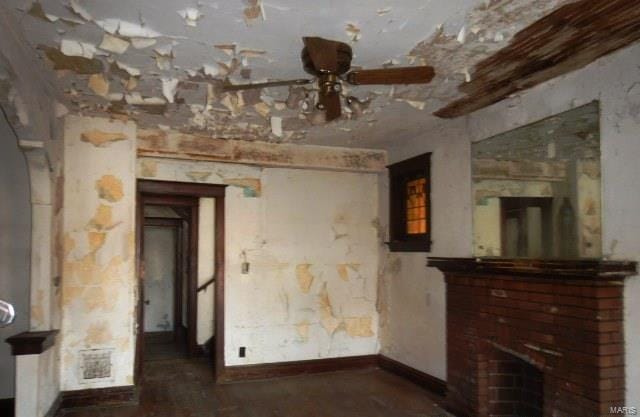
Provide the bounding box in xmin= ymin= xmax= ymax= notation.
xmin=428 ymin=258 xmax=637 ymax=417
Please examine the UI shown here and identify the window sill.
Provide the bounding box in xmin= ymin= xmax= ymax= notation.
xmin=386 ymin=240 xmax=431 ymax=253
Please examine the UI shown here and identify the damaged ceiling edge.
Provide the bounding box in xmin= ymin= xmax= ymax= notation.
xmin=433 ymin=0 xmax=640 ymax=119
xmin=0 ymin=2 xmax=62 ymax=141
xmin=137 ymin=128 xmax=387 ymax=173
xmin=8 ymin=0 xmax=606 ymax=147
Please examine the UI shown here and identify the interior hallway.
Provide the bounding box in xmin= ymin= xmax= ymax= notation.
xmin=55 ymin=359 xmax=449 ymax=417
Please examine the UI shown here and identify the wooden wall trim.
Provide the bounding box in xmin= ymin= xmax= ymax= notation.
xmin=427 ymin=257 xmax=637 ymax=280
xmin=5 ymin=330 xmax=59 ymax=356
xmin=219 ymin=355 xmax=379 ymax=383
xmin=137 ymin=129 xmax=387 ymax=173
xmin=378 ymin=355 xmax=447 ymax=398
xmin=60 ymin=386 xmax=138 ymax=409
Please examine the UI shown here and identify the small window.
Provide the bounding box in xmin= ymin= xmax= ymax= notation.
xmin=388 ymin=153 xmax=431 ymax=252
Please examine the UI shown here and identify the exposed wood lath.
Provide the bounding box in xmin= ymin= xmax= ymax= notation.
xmin=435 ymin=0 xmax=640 ymax=118
xmin=137 ymin=129 xmax=388 ymax=173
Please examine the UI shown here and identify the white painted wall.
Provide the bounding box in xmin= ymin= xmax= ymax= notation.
xmin=0 ymin=117 xmax=31 ymax=400
xmin=138 ymin=157 xmax=380 ymax=366
xmin=377 ymin=119 xmax=473 ymax=381
xmin=60 ymin=115 xmax=137 ymax=390
xmin=143 ymin=226 xmax=175 ymax=332
xmin=197 ymin=198 xmax=215 ymax=345
xmin=379 ymin=42 xmax=640 ymax=405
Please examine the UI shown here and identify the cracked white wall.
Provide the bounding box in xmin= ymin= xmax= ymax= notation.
xmin=138 ymin=157 xmax=380 ymax=365
xmin=60 ymin=115 xmax=137 ymax=390
xmin=378 ymin=42 xmax=640 ymax=405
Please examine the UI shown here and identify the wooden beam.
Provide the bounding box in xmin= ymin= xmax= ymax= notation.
xmin=435 ymin=0 xmax=640 ymax=118
xmin=137 ymin=129 xmax=387 ymax=173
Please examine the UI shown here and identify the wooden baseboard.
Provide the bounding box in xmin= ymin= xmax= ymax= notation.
xmin=0 ymin=393 xmax=60 ymax=417
xmin=378 ymin=355 xmax=447 ymax=397
xmin=0 ymin=398 xmax=14 ymax=417
xmin=61 ymin=385 xmax=138 ymax=409
xmin=219 ymin=354 xmax=379 ymax=383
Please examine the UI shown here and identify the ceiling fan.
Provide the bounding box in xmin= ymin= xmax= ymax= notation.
xmin=222 ymin=37 xmax=436 ymax=121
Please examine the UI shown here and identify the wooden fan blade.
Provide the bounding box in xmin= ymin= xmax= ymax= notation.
xmin=319 ymin=92 xmax=341 ymax=121
xmin=345 ymin=66 xmax=435 ymax=85
xmin=302 ymin=37 xmax=339 ymax=73
xmin=222 ymin=78 xmax=312 ymax=91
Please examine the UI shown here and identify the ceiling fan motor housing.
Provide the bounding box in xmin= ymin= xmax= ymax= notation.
xmin=301 ymin=43 xmax=353 ymax=76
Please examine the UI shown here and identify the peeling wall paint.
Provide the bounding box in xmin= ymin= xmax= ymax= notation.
xmin=137 ymin=156 xmax=380 ymax=365
xmin=137 ymin=129 xmax=387 ymax=173
xmin=61 ymin=115 xmax=136 ymax=390
xmin=378 ymin=43 xmax=640 ymax=407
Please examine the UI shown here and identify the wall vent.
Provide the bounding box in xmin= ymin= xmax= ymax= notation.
xmin=79 ymin=349 xmax=113 ymax=381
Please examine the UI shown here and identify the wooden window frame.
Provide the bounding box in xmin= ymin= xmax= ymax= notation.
xmin=388 ymin=152 xmax=432 ymax=252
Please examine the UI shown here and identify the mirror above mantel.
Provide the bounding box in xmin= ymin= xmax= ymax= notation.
xmin=472 ymin=101 xmax=602 ymax=259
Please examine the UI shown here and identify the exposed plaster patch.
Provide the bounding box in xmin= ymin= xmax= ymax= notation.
xmin=85 ymin=321 xmax=113 ymax=346
xmin=69 ymin=0 xmax=93 ymax=22
xmin=318 ymin=283 xmax=341 ymax=335
xmin=96 ymin=175 xmax=124 ymax=202
xmin=115 ymin=61 xmax=141 ymax=77
xmin=296 ymin=264 xmax=314 ymax=293
xmin=81 ymin=130 xmax=128 ymax=147
xmin=224 ymin=178 xmax=261 ymax=197
xmin=270 ymin=116 xmax=283 ymax=137
xmin=345 ymin=22 xmax=362 ymax=42
xmin=87 ymin=204 xmax=117 ymax=231
xmin=95 ymin=19 xmax=162 ymax=38
xmin=243 ymin=0 xmax=266 ymax=23
xmin=162 ymin=78 xmax=180 ymax=103
xmin=295 ymin=320 xmax=310 ymax=342
xmin=177 ymin=7 xmax=204 ymax=27
xmin=154 ymin=45 xmax=174 ymax=71
xmin=131 ymin=38 xmax=157 ymax=49
xmin=27 ymin=2 xmax=58 ymax=22
xmin=337 ymin=263 xmax=360 ymax=281
xmin=140 ymin=159 xmax=158 ymax=177
xmin=343 ymin=317 xmax=374 ymax=337
xmin=31 ymin=289 xmax=45 ymax=325
xmin=40 ymin=46 xmax=103 ymax=74
xmin=60 ymin=39 xmax=98 ymax=59
xmin=88 ymin=74 xmax=109 ymax=97
xmin=88 ymin=232 xmax=106 ymax=252
xmin=186 ymin=171 xmax=212 ymax=182
xmin=99 ymin=34 xmax=130 ymax=55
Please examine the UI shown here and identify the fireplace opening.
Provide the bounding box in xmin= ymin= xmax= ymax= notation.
xmin=488 ymin=349 xmax=544 ymax=417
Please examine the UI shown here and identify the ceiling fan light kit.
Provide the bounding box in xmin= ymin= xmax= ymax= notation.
xmin=222 ymin=36 xmax=436 ymax=122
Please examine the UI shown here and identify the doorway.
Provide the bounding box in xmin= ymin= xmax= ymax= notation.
xmin=135 ymin=180 xmax=226 ymax=383
xmin=143 ymin=214 xmax=189 ymax=360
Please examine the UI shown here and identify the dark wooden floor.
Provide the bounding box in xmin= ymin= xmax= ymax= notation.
xmin=57 ymin=357 xmax=451 ymax=417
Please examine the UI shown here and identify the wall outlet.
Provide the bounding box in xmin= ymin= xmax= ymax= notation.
xmin=239 ymin=346 xmax=246 ymax=358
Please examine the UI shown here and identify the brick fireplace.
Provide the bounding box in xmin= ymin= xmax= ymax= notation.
xmin=428 ymin=258 xmax=637 ymax=417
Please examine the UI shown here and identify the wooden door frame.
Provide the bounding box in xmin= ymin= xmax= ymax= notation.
xmin=143 ymin=218 xmax=185 ymax=343
xmin=136 ymin=194 xmax=199 ymax=381
xmin=136 ymin=180 xmax=227 ymax=383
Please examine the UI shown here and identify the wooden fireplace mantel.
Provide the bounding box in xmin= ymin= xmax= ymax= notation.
xmin=427 ymin=257 xmax=637 ymax=280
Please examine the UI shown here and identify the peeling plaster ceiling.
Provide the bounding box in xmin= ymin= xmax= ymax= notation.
xmin=4 ymin=0 xmax=576 ymax=148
